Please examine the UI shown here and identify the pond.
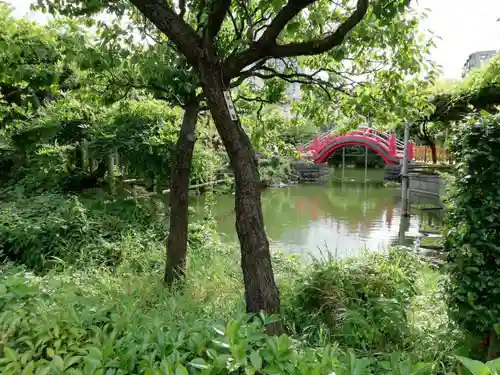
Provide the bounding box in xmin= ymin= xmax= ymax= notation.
xmin=190 ymin=168 xmax=442 ymax=260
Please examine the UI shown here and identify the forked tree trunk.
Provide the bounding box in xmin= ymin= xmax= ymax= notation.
xmin=164 ymin=100 xmax=199 ymax=285
xmin=199 ymin=66 xmax=282 ymax=334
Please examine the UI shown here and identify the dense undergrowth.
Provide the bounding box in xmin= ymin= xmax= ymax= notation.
xmin=0 ymin=185 xmax=472 ymax=374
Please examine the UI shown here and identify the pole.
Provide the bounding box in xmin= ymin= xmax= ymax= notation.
xmin=364 ymin=146 xmax=368 ymax=181
xmin=342 ymin=147 xmax=345 ymax=181
xmin=402 ymin=122 xmax=410 ymax=217
xmin=398 ymin=215 xmax=410 ymax=246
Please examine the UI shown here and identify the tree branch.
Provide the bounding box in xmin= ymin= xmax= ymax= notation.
xmin=247 ymin=70 xmax=346 ymax=101
xmin=270 ymin=0 xmax=369 ymax=58
xmin=204 ymin=0 xmax=232 ymax=45
xmin=129 ymin=0 xmax=203 ymax=66
xmin=256 ymin=66 xmax=348 ymax=93
xmin=257 ymin=0 xmax=316 ymax=44
xmin=224 ymin=0 xmax=369 ymax=78
xmin=234 ymin=94 xmax=280 ymax=105
xmin=179 ymin=0 xmax=187 ymax=19
xmin=228 ymin=9 xmax=243 ymax=40
xmin=230 ymin=59 xmax=268 ymax=88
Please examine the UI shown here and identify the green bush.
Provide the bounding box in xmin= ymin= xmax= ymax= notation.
xmin=282 ymin=250 xmax=422 ymax=351
xmin=0 ymin=192 xmax=164 ymax=271
xmin=2 ymin=98 xmax=224 ymax=192
xmin=90 ymin=100 xmax=179 ymax=187
xmin=0 ymin=263 xmax=434 ymax=375
xmin=444 ymin=111 xmax=500 ymax=357
xmin=259 ymin=155 xmax=294 ymax=185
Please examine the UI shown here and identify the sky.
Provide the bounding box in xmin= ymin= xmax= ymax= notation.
xmin=8 ymin=0 xmax=500 ymax=79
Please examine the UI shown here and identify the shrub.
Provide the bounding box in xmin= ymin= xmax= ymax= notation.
xmin=259 ymin=155 xmax=294 ymax=185
xmin=456 ymin=355 xmax=500 ymax=375
xmin=444 ymin=111 xmax=500 ymax=358
xmin=0 ymin=263 xmax=438 ymax=375
xmin=2 ymin=98 xmax=224 ymax=192
xmin=282 ymin=250 xmax=423 ymax=351
xmin=0 ymin=192 xmax=164 ymax=271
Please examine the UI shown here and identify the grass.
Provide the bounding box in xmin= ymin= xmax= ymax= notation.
xmin=0 ymin=189 xmax=470 ymax=374
xmin=1 ymin=245 xmax=460 ymax=374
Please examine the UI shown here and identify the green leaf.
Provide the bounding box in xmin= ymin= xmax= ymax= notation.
xmin=285 ymin=21 xmax=300 ymax=34
xmin=34 ymin=366 xmax=52 ymax=375
xmin=86 ymin=346 xmax=103 ymax=361
xmin=271 ymin=0 xmax=283 ymax=11
xmin=46 ymin=348 xmax=55 ymax=359
xmin=456 ymin=356 xmax=491 ymax=375
xmin=21 ymin=361 xmax=35 ymax=375
xmin=4 ymin=347 xmax=17 ymax=362
xmin=52 ymin=355 xmax=65 ymax=372
xmin=249 ymin=351 xmax=262 ymax=370
xmin=64 ymin=356 xmax=83 ymax=370
xmin=175 ymin=364 xmax=188 ymax=375
xmin=486 ymin=358 xmax=500 ymax=373
xmin=189 ymin=358 xmax=209 ymax=370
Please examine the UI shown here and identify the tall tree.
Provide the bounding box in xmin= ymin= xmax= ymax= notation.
xmin=0 ymin=3 xmax=87 ymax=128
xmin=36 ymin=0 xmax=433 ymax=331
xmin=73 ymin=28 xmax=204 ymax=285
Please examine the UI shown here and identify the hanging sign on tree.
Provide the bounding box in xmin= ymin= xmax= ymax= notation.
xmin=223 ymin=91 xmax=238 ymax=121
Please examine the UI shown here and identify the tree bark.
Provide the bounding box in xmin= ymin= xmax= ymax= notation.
xmin=430 ymin=143 xmax=437 ymax=164
xmin=164 ymin=99 xmax=199 ymax=285
xmin=198 ymin=65 xmax=281 ymax=333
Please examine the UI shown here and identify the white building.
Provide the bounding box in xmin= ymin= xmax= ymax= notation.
xmin=462 ymin=50 xmax=500 ymax=77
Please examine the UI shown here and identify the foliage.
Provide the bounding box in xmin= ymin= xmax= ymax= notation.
xmin=93 ymin=99 xmax=193 ymax=186
xmin=0 ymin=190 xmax=165 ymax=271
xmin=0 ymin=242 xmax=462 ymax=375
xmin=456 ymin=356 xmax=500 ymax=375
xmin=444 ymin=111 xmax=500 ymax=358
xmin=258 ymin=156 xmax=294 ymax=186
xmin=1 ymin=96 xmax=223 ymax=190
xmin=34 ymin=0 xmax=438 ymax=132
xmin=425 ymin=55 xmax=500 ymax=124
xmin=0 ymin=274 xmax=355 ymax=375
xmin=1 ymin=97 xmax=99 ymax=188
xmin=0 ymin=3 xmax=87 ymax=128
xmin=282 ymin=250 xmax=422 ymax=350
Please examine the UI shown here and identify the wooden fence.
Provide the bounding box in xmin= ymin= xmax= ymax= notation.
xmin=412 ymin=145 xmax=450 ymax=164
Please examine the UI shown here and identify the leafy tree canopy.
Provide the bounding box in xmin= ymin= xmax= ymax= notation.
xmin=425 ymin=55 xmax=500 ymax=124
xmin=0 ymin=2 xmax=92 ymax=128
xmin=33 ymin=0 xmax=437 ymax=132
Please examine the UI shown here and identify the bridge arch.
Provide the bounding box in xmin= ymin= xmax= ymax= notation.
xmin=298 ymin=127 xmax=412 ymax=165
xmin=314 ymin=137 xmax=399 ymax=165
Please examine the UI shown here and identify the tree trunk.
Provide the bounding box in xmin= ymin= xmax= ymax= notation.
xmin=199 ymin=66 xmax=282 ymax=333
xmin=430 ymin=143 xmax=437 ymax=164
xmin=164 ymin=99 xmax=199 ymax=285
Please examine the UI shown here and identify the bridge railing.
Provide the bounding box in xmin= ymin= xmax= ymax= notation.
xmin=298 ymin=127 xmax=414 ymax=161
xmin=301 ymin=127 xmax=384 ymax=150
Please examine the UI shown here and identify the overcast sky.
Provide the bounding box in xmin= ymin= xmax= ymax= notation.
xmin=8 ymin=0 xmax=500 ymax=79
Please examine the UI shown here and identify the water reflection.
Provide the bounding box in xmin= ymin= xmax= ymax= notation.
xmin=190 ymin=169 xmax=442 ymax=259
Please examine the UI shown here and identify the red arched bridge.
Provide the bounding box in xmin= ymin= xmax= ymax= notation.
xmin=298 ymin=127 xmax=414 ymax=165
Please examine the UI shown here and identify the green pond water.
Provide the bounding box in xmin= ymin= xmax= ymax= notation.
xmin=190 ymin=168 xmax=442 ymax=259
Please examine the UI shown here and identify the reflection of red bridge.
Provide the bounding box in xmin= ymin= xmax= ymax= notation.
xmin=298 ymin=127 xmax=414 ymax=165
